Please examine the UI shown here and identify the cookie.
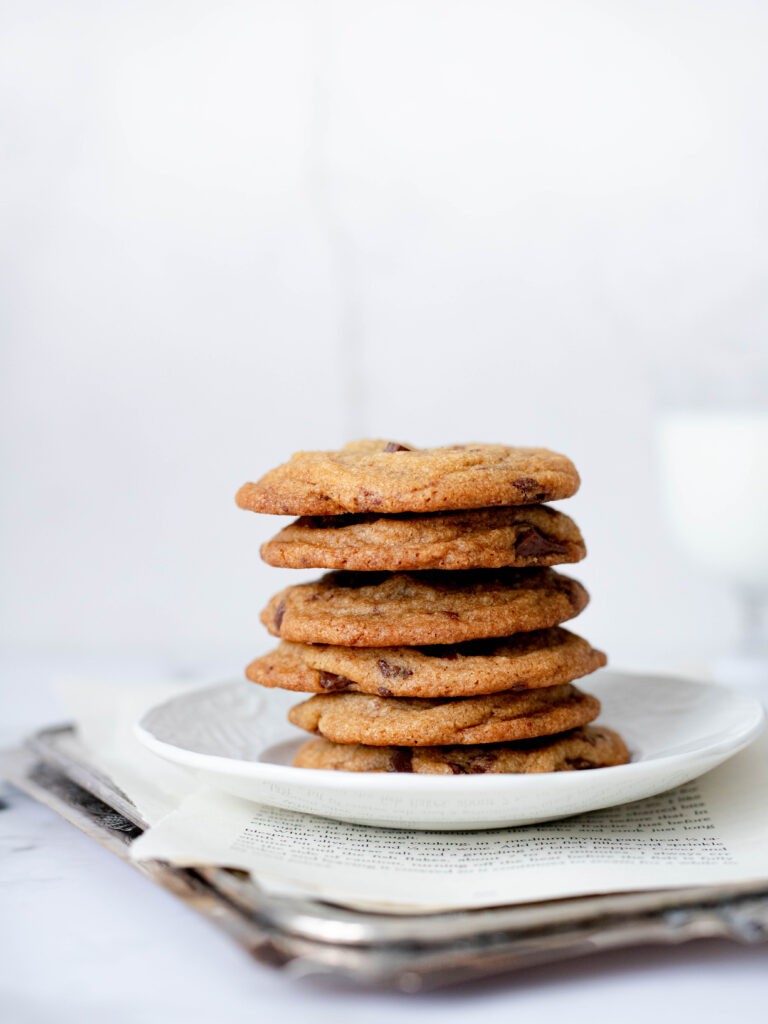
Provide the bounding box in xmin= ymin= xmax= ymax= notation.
xmin=261 ymin=568 xmax=589 ymax=647
xmin=246 ymin=627 xmax=606 ymax=698
xmin=287 ymin=683 xmax=600 ymax=746
xmin=293 ymin=726 xmax=630 ymax=773
xmin=259 ymin=505 xmax=585 ymax=571
xmin=236 ymin=440 xmax=580 ymax=515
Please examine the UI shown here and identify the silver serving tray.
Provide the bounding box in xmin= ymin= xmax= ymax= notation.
xmin=2 ymin=723 xmax=767 ymax=990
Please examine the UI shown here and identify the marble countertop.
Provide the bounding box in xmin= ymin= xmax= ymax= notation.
xmin=2 ymin=654 xmax=767 ymax=1024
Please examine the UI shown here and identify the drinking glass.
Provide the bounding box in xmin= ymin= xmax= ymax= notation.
xmin=655 ymin=351 xmax=768 ymax=695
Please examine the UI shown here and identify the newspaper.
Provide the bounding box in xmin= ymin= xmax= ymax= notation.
xmin=55 ymin=677 xmax=199 ymax=825
xmin=128 ymin=734 xmax=768 ymax=910
xmin=55 ymin=679 xmax=768 ymax=912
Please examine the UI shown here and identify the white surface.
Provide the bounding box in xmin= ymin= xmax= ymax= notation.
xmin=136 ymin=673 xmax=765 ymax=829
xmin=2 ymin=655 xmax=768 ymax=1022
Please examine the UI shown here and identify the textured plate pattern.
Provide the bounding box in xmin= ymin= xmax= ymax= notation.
xmin=140 ymin=684 xmax=285 ymax=760
xmin=136 ymin=673 xmax=764 ymax=830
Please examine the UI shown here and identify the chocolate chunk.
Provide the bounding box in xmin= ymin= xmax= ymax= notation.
xmin=274 ymin=600 xmax=286 ymax=632
xmin=383 ymin=442 xmax=413 ymax=452
xmin=564 ymin=757 xmax=596 ymax=770
xmin=377 ymin=686 xmax=394 ymax=697
xmin=377 ymin=659 xmax=414 ymax=680
xmin=470 ymin=752 xmax=498 ymax=774
xmin=514 ymin=526 xmax=569 ymax=559
xmin=387 ymin=749 xmax=413 ymax=772
xmin=446 ymin=750 xmax=498 ymax=774
xmin=318 ymin=671 xmax=353 ymax=692
xmin=512 ymin=477 xmax=548 ymax=502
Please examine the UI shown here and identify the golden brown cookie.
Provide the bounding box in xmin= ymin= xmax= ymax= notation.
xmin=246 ymin=627 xmax=606 ymax=698
xmin=287 ymin=683 xmax=600 ymax=746
xmin=260 ymin=505 xmax=586 ymax=571
xmin=293 ymin=726 xmax=630 ymax=773
xmin=237 ymin=440 xmax=580 ymax=515
xmin=261 ymin=568 xmax=589 ymax=647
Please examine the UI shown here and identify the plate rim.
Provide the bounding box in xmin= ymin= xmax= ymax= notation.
xmin=135 ymin=671 xmax=765 ymax=791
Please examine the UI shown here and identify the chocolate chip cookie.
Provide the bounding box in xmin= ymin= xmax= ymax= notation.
xmin=287 ymin=683 xmax=600 ymax=745
xmin=261 ymin=568 xmax=589 ymax=647
xmin=260 ymin=505 xmax=586 ymax=571
xmin=246 ymin=627 xmax=606 ymax=698
xmin=293 ymin=726 xmax=630 ymax=773
xmin=237 ymin=440 xmax=580 ymax=515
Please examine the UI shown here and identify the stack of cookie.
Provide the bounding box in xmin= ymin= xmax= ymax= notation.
xmin=237 ymin=441 xmax=629 ymax=775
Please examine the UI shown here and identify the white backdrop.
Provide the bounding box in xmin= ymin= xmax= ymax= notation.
xmin=2 ymin=0 xmax=768 ymax=678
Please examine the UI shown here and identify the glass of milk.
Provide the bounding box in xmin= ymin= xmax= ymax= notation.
xmin=656 ymin=359 xmax=768 ymax=690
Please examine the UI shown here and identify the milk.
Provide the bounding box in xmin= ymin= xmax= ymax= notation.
xmin=657 ymin=410 xmax=768 ymax=592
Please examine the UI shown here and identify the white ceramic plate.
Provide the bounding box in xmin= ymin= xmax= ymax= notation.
xmin=135 ymin=672 xmax=764 ymax=830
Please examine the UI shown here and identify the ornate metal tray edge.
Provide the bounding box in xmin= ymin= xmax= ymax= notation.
xmin=1 ymin=723 xmax=767 ymax=990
